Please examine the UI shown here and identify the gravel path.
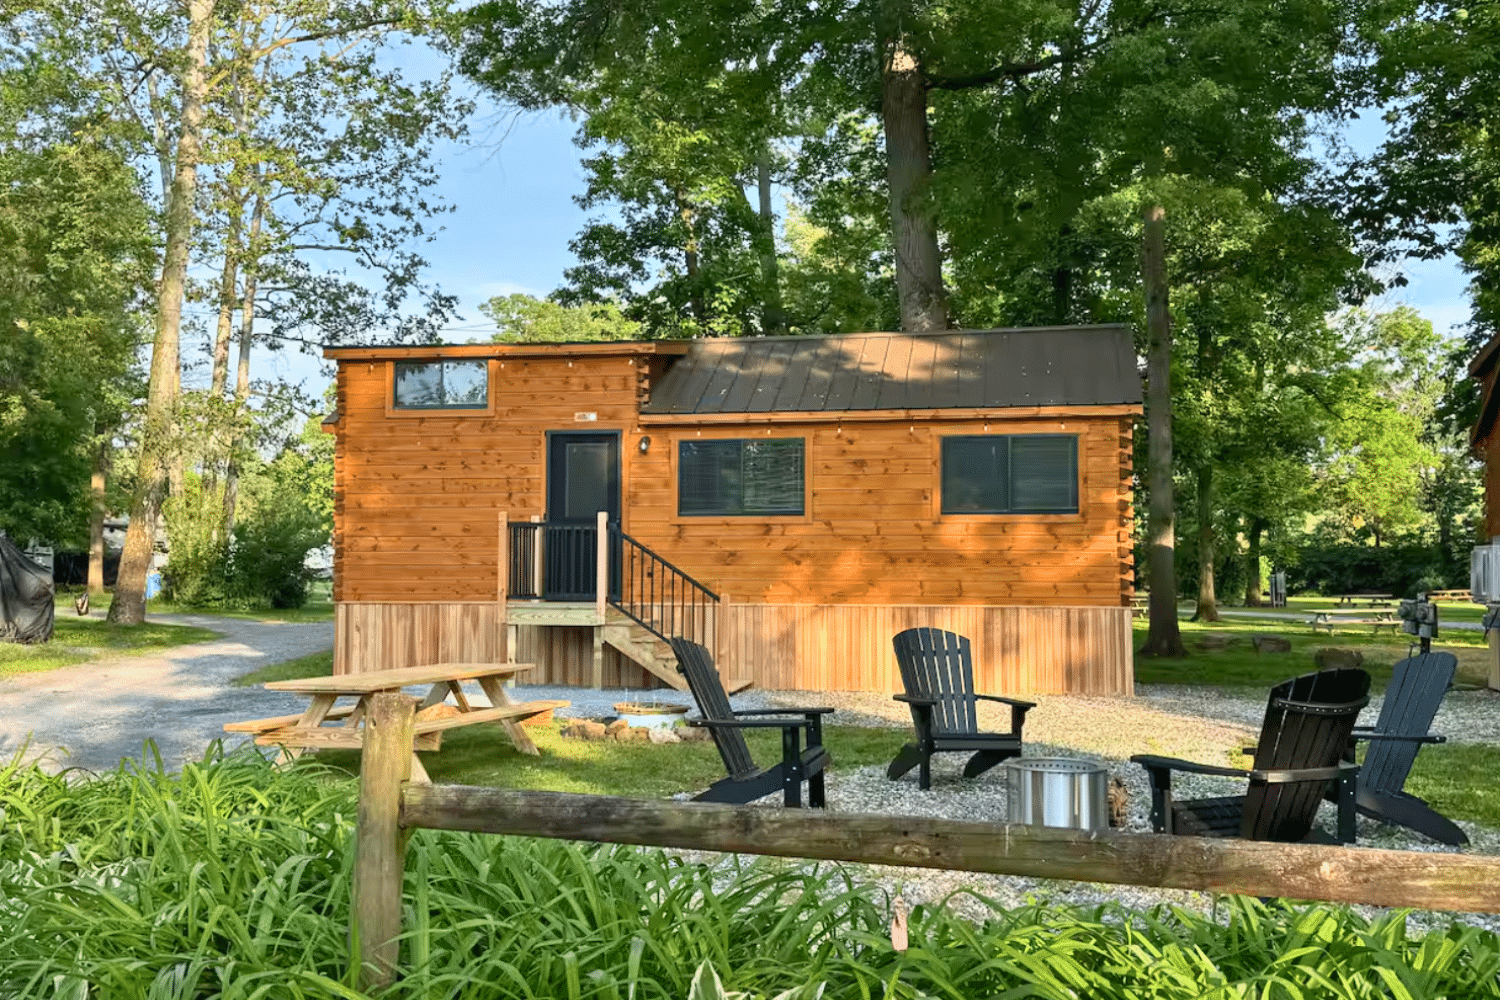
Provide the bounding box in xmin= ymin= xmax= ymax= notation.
xmin=0 ymin=613 xmax=333 ymax=776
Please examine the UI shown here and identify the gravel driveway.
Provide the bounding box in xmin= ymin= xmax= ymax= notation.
xmin=0 ymin=613 xmax=334 ymax=776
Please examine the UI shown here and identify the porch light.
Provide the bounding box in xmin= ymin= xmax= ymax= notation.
xmin=639 ymin=435 xmax=652 ymax=454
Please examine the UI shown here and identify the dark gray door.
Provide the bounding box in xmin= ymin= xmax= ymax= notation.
xmin=544 ymin=432 xmax=620 ymax=600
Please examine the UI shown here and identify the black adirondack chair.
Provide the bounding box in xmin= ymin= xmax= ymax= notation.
xmin=669 ymin=638 xmax=834 ymax=807
xmin=887 ymin=627 xmax=1036 ymax=791
xmin=1132 ymin=668 xmax=1371 ymax=844
xmin=1340 ymin=651 xmax=1467 ymax=845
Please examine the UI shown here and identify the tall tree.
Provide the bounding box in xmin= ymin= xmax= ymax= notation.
xmin=109 ymin=0 xmax=215 ymax=625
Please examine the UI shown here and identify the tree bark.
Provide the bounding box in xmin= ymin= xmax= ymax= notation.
xmin=756 ymin=150 xmax=786 ymax=334
xmin=880 ymin=36 xmax=948 ymax=332
xmin=1245 ymin=517 xmax=1265 ymax=606
xmin=88 ymin=436 xmax=108 ymax=596
xmin=223 ymin=192 xmax=263 ymax=539
xmin=1195 ymin=463 xmax=1219 ymax=621
xmin=1138 ymin=196 xmax=1185 ymax=657
xmin=110 ymin=0 xmax=216 ymax=625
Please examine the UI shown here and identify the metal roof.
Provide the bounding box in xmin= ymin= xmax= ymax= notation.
xmin=641 ymin=326 xmax=1141 ymax=416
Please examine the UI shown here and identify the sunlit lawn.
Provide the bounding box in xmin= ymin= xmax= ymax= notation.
xmin=54 ymin=580 xmax=335 ymax=623
xmin=0 ymin=616 xmax=220 ymax=679
xmin=1131 ymin=614 xmax=1491 ymax=690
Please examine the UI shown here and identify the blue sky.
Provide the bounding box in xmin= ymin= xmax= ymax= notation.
xmin=260 ymin=100 xmax=1475 ymax=399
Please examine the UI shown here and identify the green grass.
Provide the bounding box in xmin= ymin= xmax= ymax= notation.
xmin=0 ymin=615 xmax=219 ymax=678
xmin=314 ymin=722 xmax=904 ymax=799
xmin=231 ymin=649 xmax=333 ymax=687
xmin=1406 ymin=743 xmax=1500 ymax=829
xmin=1132 ymin=615 xmax=1491 ymax=690
xmin=54 ymin=579 xmax=336 ymax=623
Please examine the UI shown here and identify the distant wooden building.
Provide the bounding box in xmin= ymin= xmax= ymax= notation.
xmin=1466 ymin=334 xmax=1500 ymax=690
xmin=323 ymin=326 xmax=1143 ymax=696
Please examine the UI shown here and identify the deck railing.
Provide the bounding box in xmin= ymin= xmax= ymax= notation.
xmin=502 ymin=513 xmax=720 ymax=647
xmin=608 ymin=522 xmax=719 ymax=646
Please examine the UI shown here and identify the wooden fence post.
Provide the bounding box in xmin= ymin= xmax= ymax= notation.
xmin=354 ymin=691 xmax=416 ymax=990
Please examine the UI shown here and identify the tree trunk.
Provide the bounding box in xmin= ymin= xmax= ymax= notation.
xmin=223 ymin=194 xmax=263 ymax=540
xmin=1245 ymin=518 xmax=1265 ymax=606
xmin=109 ymin=0 xmax=216 ymax=625
xmin=88 ymin=436 xmax=108 ymax=596
xmin=1195 ymin=463 xmax=1219 ymax=621
xmin=880 ymin=36 xmax=948 ymax=332
xmin=1138 ymin=196 xmax=1185 ymax=657
xmin=756 ymin=150 xmax=786 ymax=334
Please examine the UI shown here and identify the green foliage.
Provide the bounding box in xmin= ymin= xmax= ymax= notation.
xmin=0 ymin=94 xmax=150 ymax=544
xmin=162 ymin=437 xmax=329 ymax=611
xmin=1285 ymin=541 xmax=1464 ymax=598
xmin=481 ymin=293 xmax=642 ymax=342
xmin=1 ymin=747 xmax=1498 ymax=998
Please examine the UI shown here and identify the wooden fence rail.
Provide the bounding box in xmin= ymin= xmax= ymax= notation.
xmin=353 ymin=692 xmax=1500 ymax=989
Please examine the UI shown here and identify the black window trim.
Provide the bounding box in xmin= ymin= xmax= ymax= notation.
xmin=940 ymin=433 xmax=1080 ymax=516
xmin=391 ymin=359 xmax=491 ymax=410
xmin=677 ymin=437 xmax=807 ymax=518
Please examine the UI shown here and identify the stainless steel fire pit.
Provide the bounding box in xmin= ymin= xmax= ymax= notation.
xmin=1004 ymin=757 xmax=1109 ymax=832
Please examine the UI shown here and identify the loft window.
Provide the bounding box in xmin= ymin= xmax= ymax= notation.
xmin=679 ymin=438 xmax=804 ymax=516
xmin=392 ymin=360 xmax=488 ymax=409
xmin=942 ymin=434 xmax=1078 ymax=514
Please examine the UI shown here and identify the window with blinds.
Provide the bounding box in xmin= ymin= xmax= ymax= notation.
xmin=679 ymin=439 xmax=805 ymax=516
xmin=941 ymin=434 xmax=1078 ymax=514
xmin=392 ymin=360 xmax=488 ymax=409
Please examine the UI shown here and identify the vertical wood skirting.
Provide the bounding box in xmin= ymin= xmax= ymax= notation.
xmin=497 ymin=512 xmax=508 ymax=663
xmin=335 ymin=602 xmax=1133 ymax=695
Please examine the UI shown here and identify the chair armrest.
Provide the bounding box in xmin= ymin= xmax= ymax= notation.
xmin=1130 ymin=754 xmax=1250 ymax=780
xmin=892 ymin=694 xmax=937 ymax=706
xmin=1350 ymin=731 xmax=1446 ymax=745
xmin=734 ymin=707 xmax=836 ymax=717
xmin=974 ymin=694 xmax=1037 ymax=711
xmin=690 ymin=718 xmax=814 ymax=730
xmin=1253 ymin=761 xmax=1360 ymax=784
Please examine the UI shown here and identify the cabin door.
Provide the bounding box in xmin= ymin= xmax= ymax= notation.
xmin=544 ymin=431 xmax=621 ymax=601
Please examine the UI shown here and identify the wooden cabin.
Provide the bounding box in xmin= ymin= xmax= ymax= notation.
xmin=1466 ymin=333 xmax=1500 ymax=690
xmin=322 ymin=326 xmax=1143 ymax=696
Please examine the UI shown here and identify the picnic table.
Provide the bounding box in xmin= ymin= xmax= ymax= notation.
xmin=1426 ymin=589 xmax=1471 ymax=602
xmin=1335 ymin=593 xmax=1396 ymax=607
xmin=225 ymin=662 xmax=568 ymax=783
xmin=1308 ymin=608 xmax=1401 ymax=635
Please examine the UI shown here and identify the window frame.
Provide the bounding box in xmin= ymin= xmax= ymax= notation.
xmin=938 ymin=433 xmax=1080 ymax=516
xmin=386 ymin=359 xmax=495 ymax=417
xmin=674 ymin=435 xmax=809 ymax=520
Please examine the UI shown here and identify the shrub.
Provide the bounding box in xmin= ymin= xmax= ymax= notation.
xmin=160 ymin=471 xmax=325 ymax=610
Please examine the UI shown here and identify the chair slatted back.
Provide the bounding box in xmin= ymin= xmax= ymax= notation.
xmin=1363 ymin=651 xmax=1455 ymax=794
xmin=1243 ymin=668 xmax=1370 ymax=841
xmin=892 ymin=628 xmax=979 ymax=735
xmin=670 ymin=638 xmax=756 ymax=779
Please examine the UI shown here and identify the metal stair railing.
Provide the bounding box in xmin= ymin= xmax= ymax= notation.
xmin=608 ymin=522 xmax=719 ymax=647
xmin=504 ymin=518 xmax=719 ymax=648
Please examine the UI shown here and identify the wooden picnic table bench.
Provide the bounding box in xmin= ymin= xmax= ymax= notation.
xmin=1426 ymin=589 xmax=1471 ymax=602
xmin=226 ymin=662 xmax=568 ymax=783
xmin=1308 ymin=608 xmax=1401 ymax=635
xmin=1335 ymin=593 xmax=1396 ymax=607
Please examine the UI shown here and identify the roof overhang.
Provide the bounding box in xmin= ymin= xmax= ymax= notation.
xmin=322 ymin=340 xmax=693 ymax=361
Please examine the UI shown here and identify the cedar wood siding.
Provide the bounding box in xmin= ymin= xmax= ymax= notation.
xmin=327 ymin=340 xmax=1137 ymax=693
xmin=332 ymin=355 xmax=1132 ymax=606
